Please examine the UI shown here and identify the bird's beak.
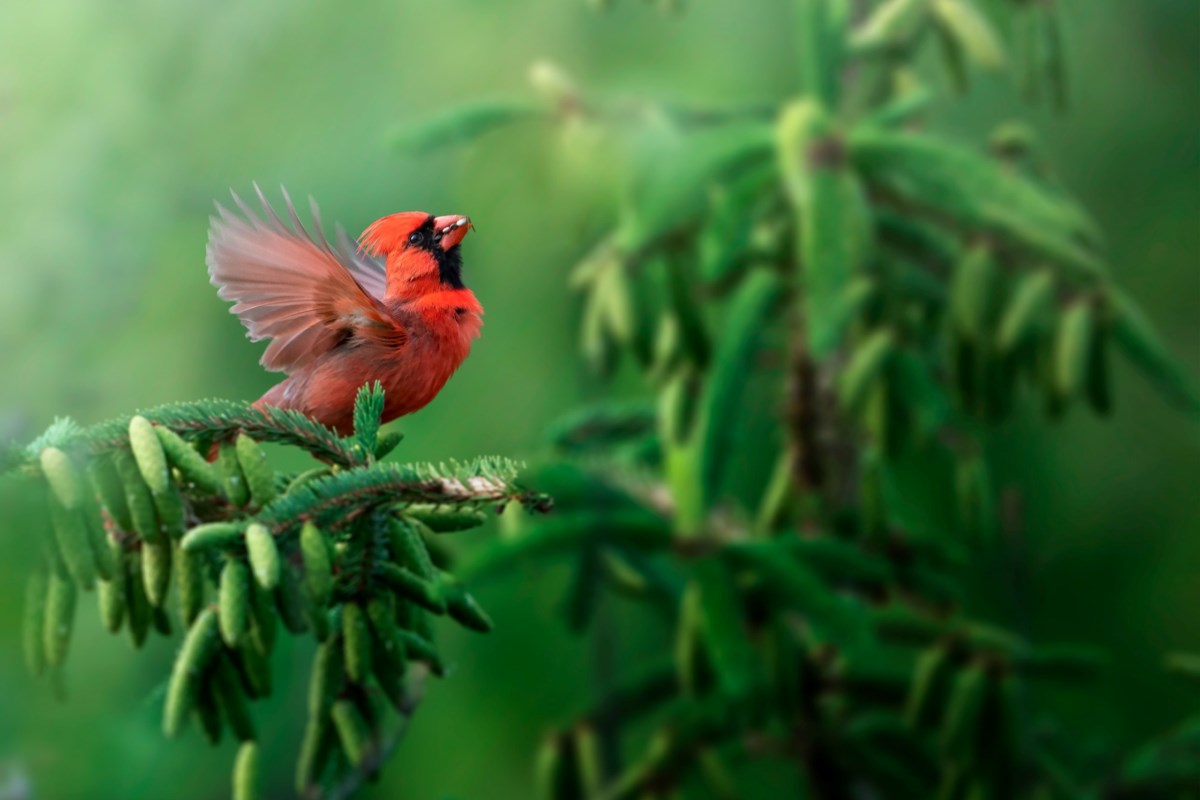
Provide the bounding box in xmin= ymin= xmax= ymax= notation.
xmin=432 ymin=215 xmax=472 ymax=251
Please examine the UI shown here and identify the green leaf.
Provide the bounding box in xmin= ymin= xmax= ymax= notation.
xmin=778 ymin=99 xmax=872 ymax=355
xmin=1111 ymin=288 xmax=1200 ymax=416
xmin=1054 ymin=301 xmax=1094 ymax=400
xmin=891 ymin=350 xmax=951 ymax=436
xmin=232 ymin=742 xmax=260 ymax=800
xmin=906 ymin=643 xmax=955 ymax=729
xmin=851 ymin=129 xmax=1102 ymax=275
xmin=851 ymin=0 xmax=930 ymax=53
xmin=949 ymin=244 xmax=997 ymax=341
xmin=535 ymin=733 xmax=581 ymax=800
xmin=997 ymin=269 xmax=1055 ymax=354
xmin=391 ymin=99 xmax=547 ymax=155
xmin=796 ymin=0 xmax=847 ymax=106
xmin=617 ymin=125 xmax=774 ymax=256
xmin=462 ymin=510 xmax=671 ymax=583
xmin=931 ymin=0 xmax=1006 ymax=71
xmin=696 ymin=270 xmax=784 ymax=506
xmin=723 ymin=541 xmax=869 ymax=649
xmin=940 ymin=661 xmax=989 ymax=761
xmin=694 ymin=560 xmax=755 ymax=700
xmin=839 ymin=329 xmax=896 ymax=412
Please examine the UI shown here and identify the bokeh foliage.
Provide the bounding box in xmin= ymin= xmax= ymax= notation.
xmin=392 ymin=0 xmax=1200 ymax=797
xmin=0 ymin=1 xmax=1197 ymax=798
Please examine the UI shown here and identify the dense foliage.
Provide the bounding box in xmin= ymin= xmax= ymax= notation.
xmin=392 ymin=1 xmax=1200 ymax=797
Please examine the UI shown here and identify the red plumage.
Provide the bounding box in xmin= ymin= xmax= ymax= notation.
xmin=207 ymin=187 xmax=482 ymax=435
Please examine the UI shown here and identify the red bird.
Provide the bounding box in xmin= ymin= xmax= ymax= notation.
xmin=207 ymin=187 xmax=482 ymax=435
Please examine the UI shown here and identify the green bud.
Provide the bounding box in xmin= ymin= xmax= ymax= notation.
xmin=126 ymin=553 xmax=151 ymax=648
xmin=941 ymin=661 xmax=989 ymax=762
xmin=1055 ymin=301 xmax=1094 ymax=400
xmin=330 ymin=700 xmax=372 ymax=768
xmin=906 ymin=644 xmax=954 ymax=729
xmin=274 ymin=561 xmax=311 ymax=636
xmin=247 ymin=582 xmax=277 ymax=657
xmin=377 ymin=563 xmax=445 ymax=614
xmin=300 ymin=521 xmax=333 ymax=608
xmin=129 ymin=416 xmax=171 ymax=496
xmin=113 ymin=449 xmax=162 ymax=544
xmin=232 ymin=742 xmax=260 ymax=800
xmin=386 ymin=517 xmax=436 ymax=580
xmin=341 ymin=603 xmax=372 ymax=684
xmin=216 ymin=441 xmax=250 ymax=507
xmin=195 ymin=681 xmax=224 ymax=746
xmin=88 ymin=455 xmax=134 ymax=532
xmin=40 ymin=448 xmax=83 ymax=509
xmin=23 ymin=570 xmax=48 ymax=677
xmin=47 ymin=496 xmax=96 ymax=590
xmin=244 ymin=523 xmax=280 ymax=591
xmin=997 ymin=270 xmax=1055 ymax=354
xmin=395 ymin=629 xmax=445 ymax=677
xmin=177 ymin=544 xmax=206 ymax=626
xmin=142 ymin=540 xmax=173 ymax=608
xmin=839 ymin=329 xmax=895 ymax=412
xmin=163 ymin=608 xmax=221 ymax=738
xmin=220 ymin=559 xmax=251 ymax=648
xmin=406 ymin=509 xmax=486 ymax=533
xmin=156 ymin=425 xmax=223 ymax=495
xmin=182 ymin=522 xmax=245 ymax=553
xmin=295 ymin=717 xmax=334 ymax=796
xmin=43 ymin=572 xmax=77 ymax=668
xmin=441 ymin=575 xmax=494 ymax=633
xmin=97 ymin=559 xmax=127 ymax=634
xmin=83 ymin=510 xmax=116 ymax=581
xmin=236 ymin=434 xmax=276 ymax=508
xmin=213 ymin=657 xmax=257 ymax=742
xmin=309 ymin=638 xmax=346 ymax=719
xmin=153 ymin=484 xmax=187 ymax=541
xmin=236 ymin=638 xmax=273 ymax=699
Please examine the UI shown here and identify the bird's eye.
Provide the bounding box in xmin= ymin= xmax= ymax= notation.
xmin=408 ymin=231 xmax=424 ymax=245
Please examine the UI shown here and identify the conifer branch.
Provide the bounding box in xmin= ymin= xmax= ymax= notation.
xmin=8 ymin=389 xmax=551 ymax=798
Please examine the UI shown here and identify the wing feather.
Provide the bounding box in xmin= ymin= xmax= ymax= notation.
xmin=207 ymin=186 xmax=402 ymax=374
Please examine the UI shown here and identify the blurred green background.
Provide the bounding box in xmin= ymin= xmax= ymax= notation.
xmin=0 ymin=1 xmax=1195 ymax=797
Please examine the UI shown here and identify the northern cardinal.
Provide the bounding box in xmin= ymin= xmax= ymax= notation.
xmin=207 ymin=187 xmax=481 ymax=435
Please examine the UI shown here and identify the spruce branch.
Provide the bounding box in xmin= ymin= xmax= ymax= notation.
xmin=8 ymin=387 xmax=551 ymax=798
xmin=76 ymin=399 xmax=367 ymax=467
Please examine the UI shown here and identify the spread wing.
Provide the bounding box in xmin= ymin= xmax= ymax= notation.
xmin=207 ymin=185 xmax=403 ymax=373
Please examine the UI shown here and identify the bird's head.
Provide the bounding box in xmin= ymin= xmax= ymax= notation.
xmin=360 ymin=211 xmax=474 ymax=296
